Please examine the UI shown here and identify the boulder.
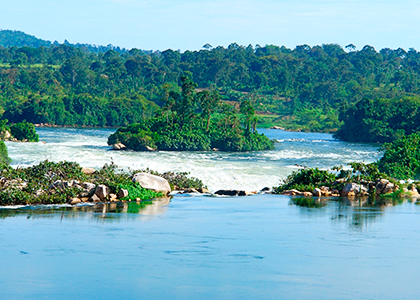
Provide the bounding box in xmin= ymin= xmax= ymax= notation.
xmin=281 ymin=189 xmax=304 ymax=196
xmin=214 ymin=190 xmax=253 ymax=196
xmin=81 ymin=182 xmax=96 ymax=194
xmin=375 ymin=179 xmax=395 ymax=195
xmin=197 ymin=187 xmax=210 ymax=194
xmin=82 ymin=167 xmax=96 ymax=175
xmin=313 ymin=188 xmax=322 ymax=197
xmin=340 ymin=183 xmax=363 ymax=197
xmin=409 ymin=186 xmax=420 ymax=197
xmin=117 ymin=189 xmax=129 ymax=199
xmin=320 ymin=186 xmax=331 ymax=196
xmin=238 ymin=190 xmax=255 ymax=196
xmin=303 ymin=191 xmax=313 ymax=197
xmin=90 ymin=194 xmax=101 ymax=202
xmin=182 ymin=188 xmax=199 ymax=194
xmin=132 ymin=173 xmax=171 ymax=195
xmin=112 ymin=143 xmax=126 ymax=150
xmin=95 ymin=185 xmax=108 ymax=200
xmin=70 ymin=198 xmax=81 ymax=205
xmin=215 ymin=190 xmax=241 ymax=196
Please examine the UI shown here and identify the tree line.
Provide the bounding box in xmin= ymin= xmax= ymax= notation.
xmin=1 ymin=39 xmax=420 ymax=129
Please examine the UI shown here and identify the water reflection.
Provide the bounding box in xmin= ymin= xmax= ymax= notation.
xmin=291 ymin=195 xmax=416 ymax=230
xmin=0 ymin=197 xmax=171 ymax=220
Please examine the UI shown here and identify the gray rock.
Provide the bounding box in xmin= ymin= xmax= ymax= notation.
xmin=82 ymin=167 xmax=96 ymax=175
xmin=375 ymin=179 xmax=394 ymax=195
xmin=313 ymin=188 xmax=322 ymax=197
xmin=81 ymin=182 xmax=96 ymax=194
xmin=70 ymin=198 xmax=81 ymax=205
xmin=132 ymin=173 xmax=171 ymax=195
xmin=197 ymin=187 xmax=210 ymax=194
xmin=112 ymin=143 xmax=126 ymax=150
xmin=90 ymin=194 xmax=101 ymax=202
xmin=340 ymin=183 xmax=361 ymax=196
xmin=215 ymin=190 xmax=241 ymax=196
xmin=215 ymin=190 xmax=253 ymax=196
xmin=280 ymin=189 xmax=303 ymax=196
xmin=117 ymin=189 xmax=129 ymax=199
xmin=95 ymin=185 xmax=108 ymax=200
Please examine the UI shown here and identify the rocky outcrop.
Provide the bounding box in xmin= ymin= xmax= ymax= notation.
xmin=132 ymin=172 xmax=171 ymax=195
xmin=340 ymin=183 xmax=368 ymax=197
xmin=112 ymin=143 xmax=126 ymax=150
xmin=215 ymin=190 xmax=255 ymax=196
xmin=375 ymin=179 xmax=395 ymax=195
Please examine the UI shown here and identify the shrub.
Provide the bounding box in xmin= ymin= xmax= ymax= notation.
xmin=377 ymin=133 xmax=420 ymax=180
xmin=10 ymin=121 xmax=39 ymax=142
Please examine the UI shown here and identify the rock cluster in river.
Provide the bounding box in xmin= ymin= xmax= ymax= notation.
xmin=280 ymin=178 xmax=420 ymax=198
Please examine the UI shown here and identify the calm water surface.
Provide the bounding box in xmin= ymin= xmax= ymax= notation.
xmin=1 ymin=196 xmax=420 ymax=299
xmin=1 ymin=128 xmax=416 ymax=299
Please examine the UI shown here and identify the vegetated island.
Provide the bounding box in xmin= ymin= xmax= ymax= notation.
xmin=273 ymin=132 xmax=420 ymax=203
xmin=107 ymin=74 xmax=274 ymax=152
xmin=0 ymin=160 xmax=209 ymax=206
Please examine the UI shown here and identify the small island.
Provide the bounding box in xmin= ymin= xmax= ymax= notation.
xmin=274 ymin=133 xmax=420 ymax=199
xmin=108 ymin=74 xmax=274 ymax=152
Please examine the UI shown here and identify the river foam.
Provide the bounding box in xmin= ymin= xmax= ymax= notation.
xmin=7 ymin=128 xmax=382 ymax=192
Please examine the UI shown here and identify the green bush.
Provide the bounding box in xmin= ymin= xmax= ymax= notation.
xmin=118 ymin=182 xmax=162 ymax=200
xmin=0 ymin=141 xmax=11 ymax=165
xmin=377 ymin=133 xmax=420 ymax=180
xmin=10 ymin=121 xmax=39 ymax=142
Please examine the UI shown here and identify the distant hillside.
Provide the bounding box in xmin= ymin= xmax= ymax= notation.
xmin=0 ymin=30 xmax=51 ymax=48
xmin=0 ymin=29 xmax=127 ymax=54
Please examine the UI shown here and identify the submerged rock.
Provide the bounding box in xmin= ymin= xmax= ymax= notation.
xmin=215 ymin=190 xmax=253 ymax=196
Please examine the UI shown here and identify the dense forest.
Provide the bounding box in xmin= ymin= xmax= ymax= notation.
xmin=108 ymin=75 xmax=274 ymax=152
xmin=1 ymin=30 xmax=420 ymax=138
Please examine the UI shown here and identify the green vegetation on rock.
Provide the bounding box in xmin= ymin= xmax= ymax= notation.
xmin=0 ymin=160 xmax=206 ymax=206
xmin=108 ymin=75 xmax=274 ymax=152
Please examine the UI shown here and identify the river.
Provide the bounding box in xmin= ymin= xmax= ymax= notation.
xmin=2 ymin=128 xmax=419 ymax=300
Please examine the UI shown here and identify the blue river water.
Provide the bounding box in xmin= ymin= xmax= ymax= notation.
xmin=1 ymin=128 xmax=418 ymax=299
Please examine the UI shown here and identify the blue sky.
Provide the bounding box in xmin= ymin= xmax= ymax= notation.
xmin=1 ymin=0 xmax=419 ymax=51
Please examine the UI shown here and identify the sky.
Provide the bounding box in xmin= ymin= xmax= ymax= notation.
xmin=1 ymin=0 xmax=420 ymax=52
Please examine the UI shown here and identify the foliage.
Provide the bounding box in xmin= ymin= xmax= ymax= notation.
xmin=137 ymin=168 xmax=206 ymax=190
xmin=335 ymin=97 xmax=420 ymax=143
xmin=377 ymin=133 xmax=420 ymax=180
xmin=10 ymin=121 xmax=39 ymax=142
xmin=0 ymin=160 xmax=208 ymax=205
xmin=0 ymin=160 xmax=87 ymax=205
xmin=274 ymin=168 xmax=336 ymax=193
xmin=2 ymin=39 xmax=420 ymax=131
xmin=0 ymin=141 xmax=11 ymax=165
xmin=273 ymin=162 xmax=389 ymax=193
xmin=108 ymin=77 xmax=274 ymax=152
xmin=118 ymin=182 xmax=162 ymax=200
xmin=88 ymin=162 xmax=133 ymax=193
